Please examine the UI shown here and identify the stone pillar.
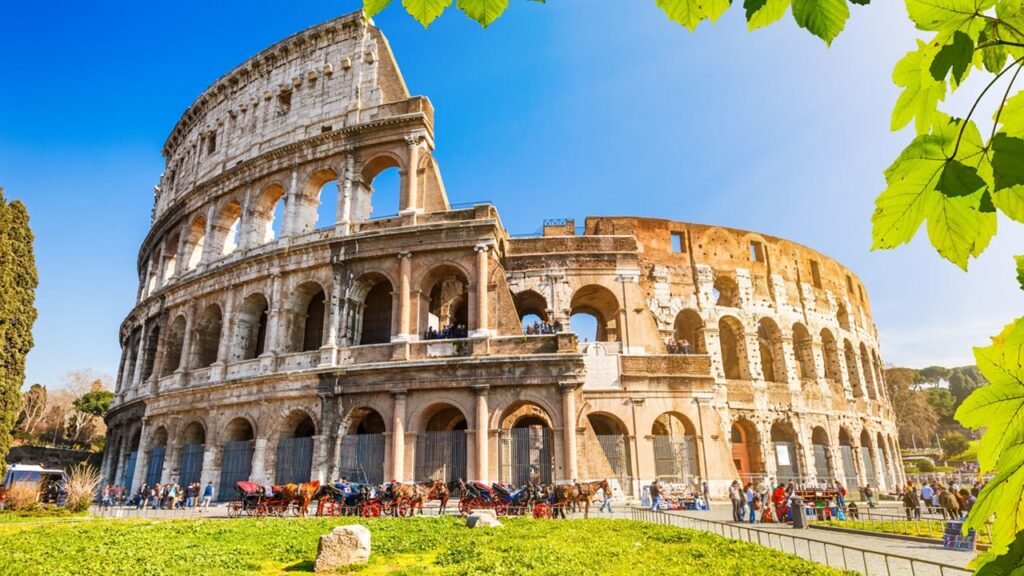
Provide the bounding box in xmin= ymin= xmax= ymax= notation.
xmin=311 ymin=434 xmax=328 ymax=483
xmin=199 ymin=205 xmax=216 ymax=265
xmin=264 ymin=274 xmax=284 ymax=357
xmin=473 ymin=386 xmax=489 ymax=482
xmin=402 ymin=136 xmax=421 ymax=214
xmin=250 ymin=438 xmax=268 ymax=485
xmin=560 ymin=384 xmax=578 ymax=482
xmin=201 ymin=446 xmax=217 ymax=492
xmin=212 ymin=291 xmax=234 ymax=381
xmin=130 ymin=422 xmax=148 ymax=492
xmin=115 ymin=345 xmax=129 ymax=397
xmin=131 ymin=323 xmax=148 ymax=390
xmin=395 ymin=252 xmax=412 ymax=341
xmin=282 ymin=168 xmax=300 ymax=237
xmin=321 ymin=268 xmax=343 ymax=366
xmin=338 ymin=154 xmax=354 ymax=233
xmin=472 ymin=244 xmax=490 ymax=337
xmin=390 ymin=390 xmax=407 ymax=482
xmin=178 ymin=303 xmax=195 ymax=372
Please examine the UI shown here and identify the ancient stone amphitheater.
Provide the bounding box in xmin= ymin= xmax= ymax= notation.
xmin=102 ymin=11 xmax=903 ymax=499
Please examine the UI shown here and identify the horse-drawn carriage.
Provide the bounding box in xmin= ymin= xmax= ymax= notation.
xmin=314 ymin=480 xmax=449 ymax=518
xmin=227 ymin=480 xmax=321 ymax=518
xmin=456 ymin=481 xmax=561 ymax=518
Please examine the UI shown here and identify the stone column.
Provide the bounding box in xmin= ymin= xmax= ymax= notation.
xmin=178 ymin=303 xmax=195 ymax=372
xmin=390 ymin=390 xmax=407 ymax=482
xmin=321 ymin=267 xmax=343 ymax=366
xmin=338 ymin=154 xmax=354 ymax=233
xmin=199 ymin=205 xmax=216 ymax=266
xmin=282 ymin=168 xmax=300 ymax=237
xmin=201 ymin=446 xmax=217 ymax=493
xmin=395 ymin=252 xmax=412 ymax=341
xmin=311 ymin=434 xmax=328 ymax=483
xmin=131 ymin=323 xmax=148 ymax=390
xmin=473 ymin=386 xmax=489 ymax=482
xmin=472 ymin=244 xmax=490 ymax=337
xmin=250 ymin=438 xmax=269 ymax=485
xmin=212 ymin=291 xmax=234 ymax=381
xmin=560 ymin=384 xmax=579 ymax=481
xmin=402 ymin=136 xmax=421 ymax=214
xmin=130 ymin=421 xmax=148 ymax=492
xmin=263 ymin=274 xmax=283 ymax=357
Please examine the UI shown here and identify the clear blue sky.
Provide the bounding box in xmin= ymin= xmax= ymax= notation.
xmin=2 ymin=1 xmax=1022 ymax=388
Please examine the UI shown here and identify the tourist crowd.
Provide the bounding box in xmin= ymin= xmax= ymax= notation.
xmin=423 ymin=324 xmax=468 ymax=340
xmin=665 ymin=338 xmax=693 ymax=355
xmin=523 ymin=320 xmax=563 ymax=335
xmin=899 ymin=480 xmax=981 ymax=520
xmin=98 ymin=481 xmax=216 ymax=510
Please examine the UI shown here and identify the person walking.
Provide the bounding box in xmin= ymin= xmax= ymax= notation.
xmin=835 ymin=479 xmax=847 ymax=512
xmin=902 ymin=483 xmax=921 ymax=520
xmin=863 ymin=484 xmax=876 ymax=508
xmin=728 ymin=480 xmax=743 ymax=522
xmin=649 ymin=480 xmax=663 ymax=512
xmin=201 ymin=481 xmax=214 ymax=510
xmin=599 ymin=483 xmax=613 ymax=514
xmin=745 ymin=483 xmax=758 ymax=524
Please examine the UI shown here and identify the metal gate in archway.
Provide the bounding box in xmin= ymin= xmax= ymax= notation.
xmin=840 ymin=445 xmax=858 ymax=492
xmin=144 ymin=447 xmax=165 ymax=487
xmin=812 ymin=444 xmax=831 ymax=481
xmin=653 ymin=435 xmax=699 ymax=483
xmin=219 ymin=440 xmax=254 ymax=500
xmin=275 ymin=437 xmax=314 ymax=485
xmin=596 ymin=434 xmax=633 ymax=495
xmin=501 ymin=427 xmax=554 ymax=486
xmin=338 ymin=434 xmax=385 ymax=485
xmin=773 ymin=441 xmax=801 ymax=483
xmin=179 ymin=443 xmax=204 ymax=486
xmin=122 ymin=452 xmax=138 ymax=492
xmin=415 ymin=431 xmax=466 ymax=482
xmin=861 ymin=446 xmax=876 ymax=488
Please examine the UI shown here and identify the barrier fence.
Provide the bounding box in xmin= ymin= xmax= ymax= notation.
xmin=815 ymin=508 xmax=992 ymax=545
xmin=629 ymin=508 xmax=971 ymax=576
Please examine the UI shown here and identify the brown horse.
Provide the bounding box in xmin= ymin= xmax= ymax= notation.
xmin=280 ymin=480 xmax=321 ymax=517
xmin=407 ymin=479 xmax=450 ymax=515
xmin=553 ymin=483 xmax=578 ymax=519
xmin=575 ymin=479 xmax=610 ymax=519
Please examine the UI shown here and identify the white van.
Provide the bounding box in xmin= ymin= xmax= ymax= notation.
xmin=1 ymin=464 xmax=68 ymax=507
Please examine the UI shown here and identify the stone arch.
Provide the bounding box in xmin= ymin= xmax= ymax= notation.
xmin=811 ymin=426 xmax=833 ymax=481
xmin=184 ymin=215 xmax=206 ymax=271
xmin=419 ymin=264 xmax=470 ymax=338
xmin=163 ymin=232 xmax=180 ymax=281
xmin=289 ymin=281 xmax=327 ymax=352
xmin=232 ymin=292 xmax=269 ymax=361
xmin=844 ymin=339 xmax=864 ymax=397
xmin=514 ymin=289 xmax=549 ymax=330
xmin=492 ymin=396 xmax=562 ymax=431
xmin=298 ymin=167 xmax=340 ymax=233
xmin=144 ymin=426 xmax=169 ymax=487
xmin=713 ymin=274 xmax=740 ymax=307
xmin=859 ymin=429 xmax=877 ymax=489
xmin=350 ymin=272 xmax=393 ymax=345
xmin=339 ymin=407 xmax=386 ymax=485
xmin=876 ymin=431 xmax=892 ymax=490
xmin=730 ymin=418 xmax=763 ymax=480
xmin=274 ymin=409 xmax=316 ymax=485
xmin=838 ymin=426 xmax=859 ymax=489
xmin=792 ymin=323 xmax=817 ymax=381
xmin=860 ymin=342 xmax=878 ymax=399
xmin=673 ymin=309 xmax=705 ymax=353
xmin=219 ymin=417 xmax=256 ymax=499
xmin=837 ymin=302 xmax=851 ymax=331
xmin=570 ymin=284 xmax=620 ymax=342
xmin=181 ymin=420 xmax=207 ymax=445
xmin=223 ymin=416 xmax=256 ymax=443
xmin=161 ymin=315 xmax=187 ymax=376
xmin=359 ymin=153 xmax=404 ymax=219
xmin=148 ymin=426 xmax=169 ymax=450
xmin=757 ymin=317 xmax=787 ymax=383
xmin=770 ymin=420 xmax=803 ymax=482
xmin=249 ymin=183 xmax=287 ymax=245
xmin=211 ymin=199 xmax=243 ymax=257
xmin=179 ymin=420 xmax=206 ymax=487
xmin=651 ymin=412 xmax=700 ymax=481
xmin=820 ymin=328 xmax=842 ymax=384
xmin=585 ymin=412 xmax=633 ymax=493
xmin=414 ymin=403 xmax=468 ymax=483
xmin=500 ymin=401 xmax=556 ymax=485
xmin=718 ymin=315 xmax=750 ymax=380
xmin=141 ymin=325 xmax=160 ymax=381
xmin=191 ymin=304 xmax=222 ymax=368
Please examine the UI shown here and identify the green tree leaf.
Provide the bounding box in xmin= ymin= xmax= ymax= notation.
xmin=656 ymin=0 xmax=732 ymax=31
xmin=929 ymin=31 xmax=974 ymax=84
xmin=1017 ymin=255 xmax=1024 ymax=292
xmin=906 ymin=0 xmax=996 ymax=32
xmin=457 ymin=0 xmax=509 ymax=27
xmin=402 ymin=0 xmax=453 ymax=27
xmin=1001 ymin=91 xmax=1024 ymax=138
xmin=936 ymin=159 xmax=987 ymax=197
xmin=744 ymin=0 xmax=790 ymax=30
xmin=791 ymin=0 xmax=849 ymax=46
xmin=364 ymin=0 xmax=394 ymax=18
xmin=891 ymin=41 xmax=947 ymax=133
xmin=974 ymin=528 xmax=1024 ymax=575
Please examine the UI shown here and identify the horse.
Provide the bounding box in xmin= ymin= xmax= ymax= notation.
xmin=575 ymin=479 xmax=610 ymax=519
xmin=426 ymin=479 xmax=450 ymax=515
xmin=279 ymin=480 xmax=321 ymax=517
xmin=553 ymin=483 xmax=578 ymax=519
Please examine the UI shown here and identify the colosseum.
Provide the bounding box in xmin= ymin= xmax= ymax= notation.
xmin=101 ymin=10 xmax=904 ymax=500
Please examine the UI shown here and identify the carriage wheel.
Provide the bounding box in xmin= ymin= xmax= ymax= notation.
xmin=533 ymin=503 xmax=551 ymax=519
xmin=494 ymin=502 xmax=507 ymax=517
xmin=227 ymin=501 xmax=242 ymax=518
xmin=458 ymin=498 xmax=472 ymax=516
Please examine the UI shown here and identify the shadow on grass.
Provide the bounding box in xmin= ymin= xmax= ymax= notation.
xmin=283 ymin=560 xmax=315 ymax=572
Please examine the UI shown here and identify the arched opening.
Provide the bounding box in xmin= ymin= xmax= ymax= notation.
xmin=359 ymin=279 xmax=393 ymax=345
xmin=718 ymin=316 xmax=749 ymax=380
xmin=108 ymin=437 xmax=123 ymax=486
xmin=514 ymin=290 xmax=551 ymax=334
xmin=651 ymin=413 xmax=700 ymax=483
xmin=757 ymin=318 xmax=787 ymax=383
xmin=792 ymin=323 xmax=817 ymax=381
xmin=570 ymin=284 xmax=620 ymax=343
xmin=290 ymin=282 xmax=326 ymax=353
xmin=586 ymin=413 xmax=631 ymax=492
xmin=212 ymin=200 xmax=242 ymax=257
xmin=297 ymin=168 xmax=339 ymax=233
xmin=415 ymin=404 xmax=467 ymax=482
xmin=184 ymin=215 xmax=206 ymax=271
xmin=275 ymin=410 xmax=316 ymax=485
xmin=811 ymin=427 xmax=832 ymax=482
xmin=730 ymin=418 xmax=763 ymax=481
xmin=145 ymin=427 xmax=168 ymax=487
xmin=500 ymin=403 xmax=555 ymax=486
xmin=191 ymin=304 xmax=222 ymax=368
xmin=672 ymin=309 xmax=705 ymax=354
xmin=123 ymin=428 xmax=142 ymax=492
xmin=876 ymin=431 xmax=891 ymax=490
xmin=837 ymin=302 xmax=851 ymax=331
xmin=141 ymin=326 xmax=160 ymax=381
xmin=358 ymin=157 xmax=403 ymax=221
xmin=820 ymin=329 xmax=842 ymax=385
xmin=860 ymin=429 xmax=876 ymax=489
xmin=122 ymin=329 xmax=140 ymax=388
xmin=770 ymin=421 xmax=802 ymax=483
xmin=161 ymin=315 xmax=186 ymax=376
xmin=339 ymin=408 xmax=386 ymax=485
xmin=713 ymin=275 xmax=740 ymax=307
xmin=179 ymin=421 xmax=206 ymax=487
xmin=232 ymin=293 xmax=269 ymax=361
xmin=872 ymin=350 xmax=886 ymax=400
xmin=219 ymin=418 xmax=255 ymax=500
xmin=251 ymin=184 xmax=286 ymax=245
xmin=838 ymin=428 xmax=859 ymax=492
xmin=163 ymin=233 xmax=180 ymax=281
xmin=844 ymin=339 xmax=864 ymax=397
xmin=420 ymin=266 xmax=469 ymax=340
xmin=860 ymin=343 xmax=878 ymax=399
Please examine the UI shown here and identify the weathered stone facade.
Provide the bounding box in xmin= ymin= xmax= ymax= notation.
xmin=102 ymin=11 xmax=903 ymax=499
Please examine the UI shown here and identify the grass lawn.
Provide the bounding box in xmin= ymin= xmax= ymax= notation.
xmin=0 ymin=515 xmax=854 ymax=576
xmin=812 ymin=518 xmax=990 ymax=545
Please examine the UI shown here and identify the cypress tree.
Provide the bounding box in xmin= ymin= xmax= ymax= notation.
xmin=0 ymin=187 xmax=38 ymax=476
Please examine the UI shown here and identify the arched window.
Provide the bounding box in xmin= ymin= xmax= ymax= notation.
xmin=514 ymin=290 xmax=550 ymax=334
xmin=718 ymin=316 xmax=749 ymax=380
xmin=770 ymin=421 xmax=802 ymax=483
xmin=757 ymin=318 xmax=786 ymax=383
xmin=820 ymin=329 xmax=842 ymax=384
xmin=569 ymin=284 xmax=621 ymax=343
xmin=296 ymin=169 xmax=339 ymax=234
xmin=420 ymin=266 xmax=469 ymax=339
xmin=359 ymin=280 xmax=393 ymax=345
xmin=792 ymin=323 xmax=817 ymax=381
xmin=837 ymin=302 xmax=851 ymax=331
xmin=292 ymin=283 xmax=326 ymax=352
xmin=275 ymin=410 xmax=316 ymax=485
xmin=250 ymin=185 xmax=287 ymax=245
xmin=232 ymin=293 xmax=269 ymax=361
xmin=357 ymin=156 xmax=403 ymax=221
xmin=672 ymin=309 xmax=705 ymax=354
xmin=212 ymin=200 xmax=242 ymax=257
xmin=844 ymin=339 xmax=863 ymax=397
xmin=191 ymin=304 xmax=222 ymax=368
xmin=141 ymin=326 xmax=160 ymax=381
xmin=713 ymin=275 xmax=740 ymax=307
xmin=415 ymin=404 xmax=468 ymax=482
xmin=184 ymin=216 xmax=206 ymax=271
xmin=860 ymin=342 xmax=877 ymax=399
xmin=163 ymin=233 xmax=180 ymax=281
xmin=730 ymin=418 xmax=763 ymax=480
xmin=161 ymin=315 xmax=187 ymax=376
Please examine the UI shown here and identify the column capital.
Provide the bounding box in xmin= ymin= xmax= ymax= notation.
xmin=390 ymin=388 xmax=408 ymax=398
xmin=558 ymin=380 xmax=582 ymax=393
xmin=397 ymin=251 xmax=412 ymax=260
xmin=471 ymin=385 xmax=490 ymax=396
xmin=474 ymin=242 xmax=494 ymax=253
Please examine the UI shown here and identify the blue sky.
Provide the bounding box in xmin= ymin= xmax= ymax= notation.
xmin=2 ymin=1 xmax=1022 ymax=388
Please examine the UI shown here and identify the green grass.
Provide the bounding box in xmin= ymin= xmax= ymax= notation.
xmin=813 ymin=518 xmax=990 ymax=545
xmin=0 ymin=515 xmax=854 ymax=576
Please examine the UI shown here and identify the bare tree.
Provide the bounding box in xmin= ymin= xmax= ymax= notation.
xmin=16 ymin=383 xmax=47 ymax=435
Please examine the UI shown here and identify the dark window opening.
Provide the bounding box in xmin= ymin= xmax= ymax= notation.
xmin=810 ymin=260 xmax=822 ymax=289
xmin=750 ymin=241 xmax=765 ymax=263
xmin=671 ymin=232 xmax=686 ymax=253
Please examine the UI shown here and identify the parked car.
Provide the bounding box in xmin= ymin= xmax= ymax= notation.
xmin=1 ymin=464 xmax=68 ymax=508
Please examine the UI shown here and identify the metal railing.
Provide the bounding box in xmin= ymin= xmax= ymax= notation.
xmin=813 ymin=507 xmax=991 ymax=545
xmin=630 ymin=508 xmax=971 ymax=576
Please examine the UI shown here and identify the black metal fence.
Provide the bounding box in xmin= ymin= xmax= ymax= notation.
xmin=338 ymin=434 xmax=385 ymax=485
xmin=179 ymin=443 xmax=204 ymax=487
xmin=218 ymin=440 xmax=254 ymax=500
xmin=415 ymin=430 xmax=466 ymax=482
xmin=275 ymin=437 xmax=313 ymax=485
xmin=629 ymin=508 xmax=971 ymax=576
